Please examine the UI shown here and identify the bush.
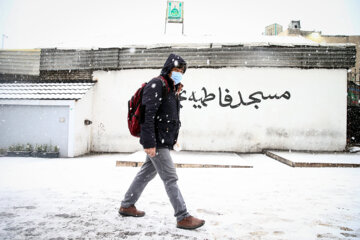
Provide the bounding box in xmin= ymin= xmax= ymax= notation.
xmin=8 ymin=143 xmax=59 ymax=153
xmin=8 ymin=144 xmax=25 ymax=152
xmin=25 ymin=143 xmax=33 ymax=152
xmin=0 ymin=148 xmax=6 ymax=155
xmin=35 ymin=144 xmax=60 ymax=153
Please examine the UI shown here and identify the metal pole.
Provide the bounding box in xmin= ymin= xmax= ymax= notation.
xmin=182 ymin=2 xmax=184 ymax=35
xmin=2 ymin=34 xmax=8 ymax=49
xmin=165 ymin=1 xmax=169 ymax=34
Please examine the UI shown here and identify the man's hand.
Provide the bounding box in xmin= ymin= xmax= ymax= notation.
xmin=145 ymin=148 xmax=156 ymax=158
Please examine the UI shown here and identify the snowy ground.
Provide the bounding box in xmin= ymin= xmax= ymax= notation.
xmin=119 ymin=151 xmax=253 ymax=167
xmin=0 ymin=152 xmax=360 ymax=240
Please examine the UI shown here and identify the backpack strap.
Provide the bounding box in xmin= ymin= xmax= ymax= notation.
xmin=159 ymin=76 xmax=170 ymax=99
xmin=159 ymin=76 xmax=170 ymax=91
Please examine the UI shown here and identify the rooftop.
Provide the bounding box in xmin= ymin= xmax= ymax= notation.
xmin=51 ymin=34 xmax=354 ymax=49
xmin=0 ymin=82 xmax=96 ymax=100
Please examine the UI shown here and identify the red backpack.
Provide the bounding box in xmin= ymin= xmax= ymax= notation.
xmin=127 ymin=76 xmax=169 ymax=137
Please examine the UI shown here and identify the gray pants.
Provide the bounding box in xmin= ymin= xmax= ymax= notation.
xmin=121 ymin=148 xmax=190 ymax=221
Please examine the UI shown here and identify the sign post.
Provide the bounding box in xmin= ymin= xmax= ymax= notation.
xmin=165 ymin=1 xmax=184 ymax=35
xmin=2 ymin=34 xmax=8 ymax=49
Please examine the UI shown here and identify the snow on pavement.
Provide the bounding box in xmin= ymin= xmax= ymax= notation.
xmin=0 ymin=152 xmax=359 ymax=240
xmin=119 ymin=151 xmax=252 ymax=166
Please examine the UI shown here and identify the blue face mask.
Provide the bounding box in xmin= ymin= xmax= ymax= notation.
xmin=171 ymin=71 xmax=183 ymax=85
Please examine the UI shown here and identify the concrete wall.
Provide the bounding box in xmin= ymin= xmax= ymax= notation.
xmin=92 ymin=67 xmax=347 ymax=153
xmin=91 ymin=70 xmax=147 ymax=152
xmin=73 ymin=88 xmax=94 ymax=156
xmin=0 ymin=100 xmax=72 ymax=157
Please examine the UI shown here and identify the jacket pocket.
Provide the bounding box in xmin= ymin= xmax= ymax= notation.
xmin=156 ymin=122 xmax=179 ymax=146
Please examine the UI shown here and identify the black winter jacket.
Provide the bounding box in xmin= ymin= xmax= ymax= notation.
xmin=140 ymin=54 xmax=186 ymax=149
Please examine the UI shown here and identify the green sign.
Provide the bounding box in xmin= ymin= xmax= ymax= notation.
xmin=167 ymin=1 xmax=183 ymax=22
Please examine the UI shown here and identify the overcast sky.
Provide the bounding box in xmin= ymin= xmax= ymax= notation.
xmin=0 ymin=0 xmax=359 ymax=49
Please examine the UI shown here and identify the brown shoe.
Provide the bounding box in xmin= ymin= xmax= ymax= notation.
xmin=177 ymin=216 xmax=205 ymax=230
xmin=118 ymin=205 xmax=145 ymax=217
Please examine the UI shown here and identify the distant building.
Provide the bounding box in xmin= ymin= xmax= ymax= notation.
xmin=289 ymin=20 xmax=301 ymax=30
xmin=279 ymin=20 xmax=321 ymax=37
xmin=278 ymin=20 xmax=359 ymax=78
xmin=265 ymin=23 xmax=283 ymax=36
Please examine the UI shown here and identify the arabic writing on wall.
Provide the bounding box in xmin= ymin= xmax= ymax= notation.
xmin=179 ymin=87 xmax=291 ymax=109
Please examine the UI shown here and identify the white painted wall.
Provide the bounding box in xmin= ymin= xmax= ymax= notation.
xmin=92 ymin=68 xmax=347 ymax=153
xmin=73 ymin=88 xmax=94 ymax=157
xmin=91 ymin=70 xmax=156 ymax=152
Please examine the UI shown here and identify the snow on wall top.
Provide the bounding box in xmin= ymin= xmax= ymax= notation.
xmin=0 ymin=82 xmax=96 ymax=100
xmin=53 ymin=34 xmax=355 ymax=49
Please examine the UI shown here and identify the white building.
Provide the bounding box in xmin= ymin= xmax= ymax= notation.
xmin=0 ymin=38 xmax=356 ymax=156
xmin=0 ymin=82 xmax=95 ymax=157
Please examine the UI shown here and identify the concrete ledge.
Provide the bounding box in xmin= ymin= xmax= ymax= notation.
xmin=265 ymin=151 xmax=296 ymax=167
xmin=116 ymin=161 xmax=253 ymax=168
xmin=265 ymin=151 xmax=360 ymax=168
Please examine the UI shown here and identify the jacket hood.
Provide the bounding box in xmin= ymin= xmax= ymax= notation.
xmin=160 ymin=53 xmax=187 ymax=77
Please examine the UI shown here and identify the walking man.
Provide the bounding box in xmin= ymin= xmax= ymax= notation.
xmin=119 ymin=53 xmax=205 ymax=230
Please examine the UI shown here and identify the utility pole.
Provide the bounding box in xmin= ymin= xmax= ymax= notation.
xmin=2 ymin=34 xmax=8 ymax=49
